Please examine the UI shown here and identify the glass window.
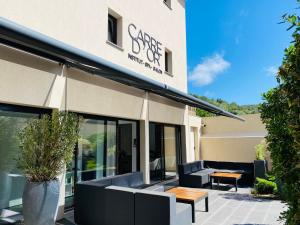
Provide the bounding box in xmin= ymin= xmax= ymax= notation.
xmin=0 ymin=104 xmax=46 ymax=212
xmin=164 ymin=126 xmax=177 ymax=177
xmin=66 ymin=116 xmax=139 ymax=206
xmin=77 ymin=119 xmax=105 ymax=182
xmin=165 ymin=49 xmax=173 ymax=74
xmin=106 ymin=121 xmax=117 ymax=177
xmin=149 ymin=123 xmax=181 ymax=182
xmin=117 ymin=120 xmax=138 ymax=174
xmin=108 ymin=14 xmax=118 ymax=45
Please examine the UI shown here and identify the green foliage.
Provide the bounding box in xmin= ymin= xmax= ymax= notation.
xmin=87 ymin=133 xmax=105 ymax=152
xmin=254 ymin=177 xmax=278 ymax=195
xmin=259 ymin=8 xmax=300 ymax=224
xmin=255 ymin=140 xmax=266 ymax=160
xmin=192 ymin=94 xmax=259 ymax=117
xmin=18 ymin=111 xmax=81 ymax=182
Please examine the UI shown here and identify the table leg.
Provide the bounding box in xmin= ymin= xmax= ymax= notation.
xmin=205 ymin=197 xmax=209 ymax=212
xmin=217 ymin=179 xmax=220 ymax=186
xmin=191 ymin=201 xmax=195 ymax=223
xmin=210 ymin=177 xmax=213 ymax=189
xmin=235 ymin=179 xmax=238 ymax=192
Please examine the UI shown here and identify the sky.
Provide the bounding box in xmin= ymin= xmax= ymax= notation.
xmin=186 ymin=0 xmax=298 ymax=105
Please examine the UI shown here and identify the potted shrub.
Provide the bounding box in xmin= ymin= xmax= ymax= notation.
xmin=18 ymin=111 xmax=81 ymax=225
xmin=254 ymin=140 xmax=268 ymax=179
xmin=252 ymin=175 xmax=278 ymax=197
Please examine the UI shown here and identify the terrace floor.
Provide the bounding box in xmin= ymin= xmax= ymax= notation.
xmin=58 ymin=185 xmax=285 ymax=225
xmin=0 ymin=184 xmax=285 ymax=225
xmin=192 ymin=186 xmax=285 ymax=225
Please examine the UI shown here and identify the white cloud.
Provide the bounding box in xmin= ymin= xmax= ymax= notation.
xmin=265 ymin=66 xmax=278 ymax=76
xmin=188 ymin=54 xmax=231 ymax=86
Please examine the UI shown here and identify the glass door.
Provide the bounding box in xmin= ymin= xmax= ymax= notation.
xmin=0 ymin=104 xmax=50 ymax=215
xmin=117 ymin=120 xmax=138 ymax=174
xmin=149 ymin=123 xmax=164 ymax=181
xmin=164 ymin=126 xmax=177 ymax=179
xmin=77 ymin=119 xmax=106 ymax=181
xmin=149 ymin=123 xmax=181 ymax=182
xmin=106 ymin=121 xmax=117 ymax=177
xmin=65 ymin=115 xmax=139 ymax=208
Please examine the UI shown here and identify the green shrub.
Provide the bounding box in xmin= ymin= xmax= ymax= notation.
xmin=255 ymin=140 xmax=266 ymax=160
xmin=18 ymin=111 xmax=81 ymax=182
xmin=259 ymin=7 xmax=300 ymax=223
xmin=254 ymin=177 xmax=278 ymax=195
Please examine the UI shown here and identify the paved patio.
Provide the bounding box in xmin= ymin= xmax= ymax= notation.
xmin=193 ymin=186 xmax=285 ymax=225
xmin=59 ymin=186 xmax=285 ymax=225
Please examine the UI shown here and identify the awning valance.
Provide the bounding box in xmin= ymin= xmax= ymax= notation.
xmin=0 ymin=17 xmax=244 ymax=121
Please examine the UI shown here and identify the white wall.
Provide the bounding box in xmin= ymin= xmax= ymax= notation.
xmin=0 ymin=0 xmax=187 ymax=92
xmin=200 ymin=114 xmax=267 ymax=163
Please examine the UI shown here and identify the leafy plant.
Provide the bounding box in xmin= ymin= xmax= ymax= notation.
xmin=255 ymin=140 xmax=266 ymax=160
xmin=254 ymin=177 xmax=278 ymax=195
xmin=259 ymin=5 xmax=300 ymax=224
xmin=18 ymin=111 xmax=81 ymax=182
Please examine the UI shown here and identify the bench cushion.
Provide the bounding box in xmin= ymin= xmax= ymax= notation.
xmin=191 ymin=169 xmax=215 ymax=176
xmin=111 ymin=172 xmax=144 ymax=188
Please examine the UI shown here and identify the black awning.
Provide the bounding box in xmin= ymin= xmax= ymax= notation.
xmin=0 ymin=17 xmax=244 ymax=121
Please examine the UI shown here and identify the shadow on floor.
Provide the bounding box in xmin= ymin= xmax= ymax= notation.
xmin=219 ymin=192 xmax=273 ymax=202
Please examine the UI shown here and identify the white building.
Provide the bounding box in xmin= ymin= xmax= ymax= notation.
xmin=0 ymin=0 xmax=240 ymax=215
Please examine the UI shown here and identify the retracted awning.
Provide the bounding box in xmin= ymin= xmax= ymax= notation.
xmin=0 ymin=17 xmax=244 ymax=121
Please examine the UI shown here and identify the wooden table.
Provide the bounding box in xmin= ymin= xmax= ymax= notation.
xmin=210 ymin=172 xmax=242 ymax=192
xmin=166 ymin=187 xmax=208 ymax=223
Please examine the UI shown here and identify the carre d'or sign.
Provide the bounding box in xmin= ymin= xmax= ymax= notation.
xmin=128 ymin=23 xmax=163 ymax=68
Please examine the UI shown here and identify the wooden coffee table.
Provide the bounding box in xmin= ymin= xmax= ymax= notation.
xmin=210 ymin=172 xmax=242 ymax=192
xmin=166 ymin=187 xmax=208 ymax=223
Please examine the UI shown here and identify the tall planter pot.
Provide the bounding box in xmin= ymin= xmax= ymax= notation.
xmin=23 ymin=180 xmax=59 ymax=225
xmin=254 ymin=160 xmax=267 ymax=179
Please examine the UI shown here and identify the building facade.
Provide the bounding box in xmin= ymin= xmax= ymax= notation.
xmin=0 ymin=0 xmax=208 ymax=216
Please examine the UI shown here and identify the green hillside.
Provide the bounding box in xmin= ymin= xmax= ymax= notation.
xmin=192 ymin=94 xmax=259 ymax=117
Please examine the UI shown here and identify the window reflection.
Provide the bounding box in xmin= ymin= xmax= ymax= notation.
xmin=66 ymin=116 xmax=139 ymax=204
xmin=106 ymin=121 xmax=117 ymax=177
xmin=0 ymin=109 xmax=39 ymax=211
xmin=77 ymin=119 xmax=105 ymax=182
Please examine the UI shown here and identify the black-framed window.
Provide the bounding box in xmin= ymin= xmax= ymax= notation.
xmin=65 ymin=113 xmax=140 ymax=206
xmin=149 ymin=122 xmax=181 ymax=181
xmin=108 ymin=14 xmax=118 ymax=45
xmin=165 ymin=49 xmax=172 ymax=74
xmin=0 ymin=103 xmax=51 ymax=213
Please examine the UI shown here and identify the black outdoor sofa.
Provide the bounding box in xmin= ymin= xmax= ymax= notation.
xmin=178 ymin=160 xmax=254 ymax=188
xmin=74 ymin=172 xmax=192 ymax=225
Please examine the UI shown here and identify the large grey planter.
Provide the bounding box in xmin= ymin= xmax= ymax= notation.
xmin=23 ymin=180 xmax=59 ymax=225
xmin=0 ymin=172 xmax=12 ymax=210
xmin=254 ymin=160 xmax=267 ymax=179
